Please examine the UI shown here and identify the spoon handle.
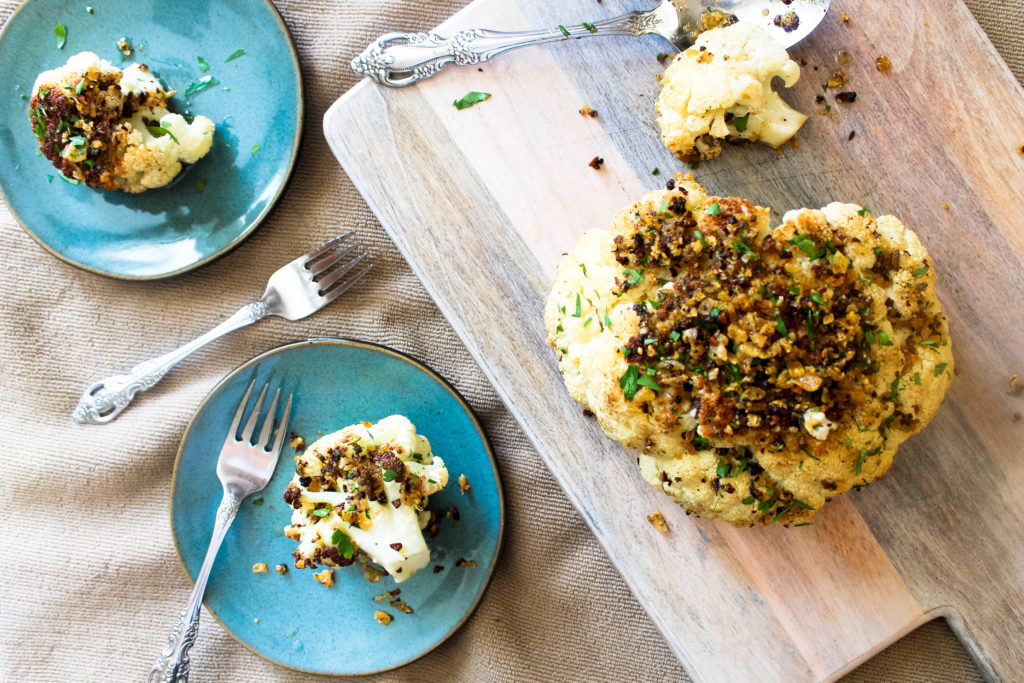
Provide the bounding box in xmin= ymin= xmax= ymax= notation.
xmin=351 ymin=12 xmax=655 ymax=87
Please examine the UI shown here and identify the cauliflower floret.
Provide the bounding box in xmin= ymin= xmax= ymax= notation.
xmin=656 ymin=22 xmax=807 ymax=162
xmin=29 ymin=51 xmax=215 ymax=193
xmin=120 ymin=111 xmax=215 ymax=193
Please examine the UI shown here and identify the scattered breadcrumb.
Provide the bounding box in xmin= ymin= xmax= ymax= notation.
xmin=313 ymin=569 xmax=334 ymax=587
xmin=446 ymin=505 xmax=460 ymax=522
xmin=390 ymin=599 xmax=414 ymax=614
xmin=941 ymin=203 xmax=949 ymax=210
xmin=458 ymin=473 xmax=471 ymax=494
xmin=374 ymin=588 xmax=402 ymax=603
xmin=374 ymin=610 xmax=392 ymax=626
xmin=433 ymin=565 xmax=444 ymax=573
xmin=647 ymin=511 xmax=670 ymax=533
xmin=840 ymin=12 xmax=850 ymax=23
xmin=826 ymin=68 xmax=847 ymax=89
xmin=290 ymin=435 xmax=305 ymax=450
xmin=1010 ymin=375 xmax=1024 ymax=396
xmin=363 ymin=563 xmax=385 ymax=583
xmin=275 ymin=564 xmax=288 ymax=575
xmin=252 ymin=563 xmax=268 ymax=574
xmin=589 ymin=156 xmax=604 ymax=170
xmin=455 ymin=558 xmax=477 ymax=568
xmin=1017 ymin=144 xmax=1024 ymax=154
xmin=656 ymin=52 xmax=671 ymax=65
xmin=875 ymin=55 xmax=892 ymax=72
xmin=836 ymin=50 xmax=851 ymax=65
xmin=579 ymin=104 xmax=598 ymax=118
xmin=116 ymin=37 xmax=133 ymax=57
xmin=253 ymin=618 xmax=260 ymax=624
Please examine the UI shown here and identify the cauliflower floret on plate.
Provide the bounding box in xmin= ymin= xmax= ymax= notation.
xmin=656 ymin=22 xmax=807 ymax=162
xmin=28 ymin=51 xmax=214 ymax=193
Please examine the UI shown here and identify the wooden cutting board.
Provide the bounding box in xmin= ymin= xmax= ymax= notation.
xmin=324 ymin=1 xmax=1024 ymax=680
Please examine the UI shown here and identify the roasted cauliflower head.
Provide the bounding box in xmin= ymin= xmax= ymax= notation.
xmin=28 ymin=51 xmax=214 ymax=193
xmin=656 ymin=22 xmax=806 ymax=162
xmin=545 ymin=175 xmax=953 ymax=526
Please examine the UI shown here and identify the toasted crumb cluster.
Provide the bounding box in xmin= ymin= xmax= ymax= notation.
xmin=282 ymin=415 xmax=448 ymax=583
xmin=545 ymin=174 xmax=954 ymax=525
xmin=656 ymin=22 xmax=806 ymax=162
xmin=29 ymin=51 xmax=214 ymax=192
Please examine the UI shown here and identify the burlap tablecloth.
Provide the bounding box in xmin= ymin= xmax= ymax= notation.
xmin=0 ymin=1 xmax=1016 ymax=680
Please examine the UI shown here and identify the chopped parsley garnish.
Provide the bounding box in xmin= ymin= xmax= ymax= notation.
xmin=582 ymin=21 xmax=598 ymax=33
xmin=933 ymin=362 xmax=948 ymax=377
xmin=857 ymin=205 xmax=870 ymax=216
xmin=453 ymin=90 xmax=491 ymax=110
xmin=69 ymin=135 xmax=86 ymax=147
xmin=184 ymin=75 xmax=220 ymax=97
xmin=583 ymin=317 xmax=592 ymax=327
xmin=855 ymin=446 xmax=883 ymax=475
xmin=312 ymin=507 xmax=331 ymax=517
xmin=75 ymin=78 xmax=85 ymax=95
xmin=225 ymin=48 xmax=246 ymax=62
xmin=197 ymin=55 xmax=211 ymax=72
xmin=732 ymin=114 xmax=749 ymax=132
xmin=775 ymin=314 xmax=788 ymax=336
xmin=889 ymin=377 xmax=900 ymax=402
xmin=603 ymin=310 xmax=612 ymax=327
xmin=651 ymin=168 xmax=660 ymax=176
xmin=579 ymin=263 xmax=587 ymax=276
xmin=196 ymin=178 xmax=207 ymax=192
xmin=557 ymin=24 xmax=570 ymax=36
xmin=692 ymin=435 xmax=711 ymax=449
xmin=741 ymin=496 xmax=756 ymax=505
xmin=252 ymin=497 xmax=264 ymax=506
xmin=693 ymin=229 xmax=708 ymax=249
xmin=715 ymin=460 xmax=730 ymax=477
xmin=573 ymin=293 xmax=582 ymax=317
xmin=787 ymin=233 xmax=835 ymax=261
xmin=59 ymin=174 xmax=79 ymax=185
xmin=86 ymin=6 xmax=94 ymax=13
xmin=705 ymin=202 xmax=721 ymax=216
xmin=876 ymin=330 xmax=892 ymax=346
xmin=733 ymin=233 xmax=756 ymax=258
xmin=637 ymin=373 xmax=662 ymax=393
xmin=912 ymin=266 xmax=929 ymax=277
xmin=331 ymin=529 xmax=355 ymax=559
xmin=624 ymin=268 xmax=643 ymax=285
xmin=146 ymin=124 xmax=179 ymax=144
xmin=251 ymin=143 xmax=261 ymax=157
xmin=382 ymin=468 xmax=399 ymax=482
xmin=55 ymin=24 xmax=67 ymax=49
xmin=811 ymin=293 xmax=826 ymax=306
xmin=46 ymin=174 xmax=54 ymax=182
xmin=913 ymin=371 xmax=922 ymax=385
xmin=619 ymin=365 xmax=640 ymax=400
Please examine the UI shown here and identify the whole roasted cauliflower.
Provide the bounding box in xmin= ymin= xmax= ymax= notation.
xmin=656 ymin=22 xmax=807 ymax=162
xmin=29 ymin=51 xmax=214 ymax=193
xmin=545 ymin=174 xmax=953 ymax=526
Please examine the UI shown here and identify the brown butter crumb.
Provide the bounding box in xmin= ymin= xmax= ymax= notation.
xmin=275 ymin=564 xmax=288 ymax=575
xmin=374 ymin=610 xmax=392 ymax=626
xmin=252 ymin=563 xmax=268 ymax=574
xmin=1010 ymin=375 xmax=1024 ymax=396
xmin=647 ymin=511 xmax=670 ymax=533
xmin=454 ymin=558 xmax=477 ymax=568
xmin=458 ymin=473 xmax=471 ymax=494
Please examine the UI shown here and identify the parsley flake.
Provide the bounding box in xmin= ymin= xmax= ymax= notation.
xmin=637 ymin=374 xmax=662 ymax=393
xmin=912 ymin=266 xmax=929 ymax=277
xmin=251 ymin=143 xmax=261 ymax=157
xmin=197 ymin=55 xmax=211 ymax=72
xmin=933 ymin=362 xmax=948 ymax=377
xmin=857 ymin=205 xmax=870 ymax=216
xmin=573 ymin=293 xmax=582 ymax=317
xmin=558 ymin=24 xmax=570 ymax=36
xmin=775 ymin=314 xmax=788 ymax=336
xmin=619 ymin=365 xmax=640 ymax=400
xmin=331 ymin=529 xmax=355 ymax=559
xmin=453 ymin=91 xmax=491 ymax=110
xmin=146 ymin=124 xmax=179 ymax=144
xmin=382 ymin=468 xmax=399 ymax=482
xmin=184 ymin=75 xmax=219 ymax=97
xmin=582 ymin=21 xmax=598 ymax=33
xmin=196 ymin=178 xmax=207 ymax=192
xmin=225 ymin=48 xmax=246 ymax=62
xmin=55 ymin=24 xmax=67 ymax=49
xmin=312 ymin=507 xmax=331 ymax=517
xmin=732 ymin=114 xmax=749 ymax=132
xmin=651 ymin=168 xmax=660 ymax=176
xmin=705 ymin=202 xmax=721 ymax=216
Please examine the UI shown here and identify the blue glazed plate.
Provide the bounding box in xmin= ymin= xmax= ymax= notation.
xmin=170 ymin=339 xmax=504 ymax=675
xmin=0 ymin=0 xmax=302 ymax=279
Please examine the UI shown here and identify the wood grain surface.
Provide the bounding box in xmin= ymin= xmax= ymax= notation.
xmin=324 ymin=1 xmax=1024 ymax=680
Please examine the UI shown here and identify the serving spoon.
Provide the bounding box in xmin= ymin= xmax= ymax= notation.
xmin=352 ymin=0 xmax=829 ymax=87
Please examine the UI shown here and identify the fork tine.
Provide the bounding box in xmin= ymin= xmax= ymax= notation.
xmin=270 ymin=394 xmax=293 ymax=457
xmin=226 ymin=379 xmax=256 ymax=442
xmin=256 ymin=387 xmax=281 ymax=449
xmin=240 ymin=383 xmax=269 ymax=443
xmin=320 ymin=263 xmax=372 ymax=303
xmin=307 ymin=242 xmax=356 ymax=278
xmin=303 ymin=231 xmax=354 ymax=267
xmin=317 ymin=253 xmax=367 ymax=294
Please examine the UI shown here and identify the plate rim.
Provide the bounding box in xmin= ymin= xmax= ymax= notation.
xmin=0 ymin=0 xmax=305 ymax=281
xmin=167 ymin=337 xmax=506 ymax=676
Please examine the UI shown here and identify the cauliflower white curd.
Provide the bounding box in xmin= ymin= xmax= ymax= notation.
xmin=656 ymin=22 xmax=807 ymax=162
xmin=282 ymin=415 xmax=449 ymax=583
xmin=29 ymin=51 xmax=214 ymax=193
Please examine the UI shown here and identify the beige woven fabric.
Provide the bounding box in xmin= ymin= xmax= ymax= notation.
xmin=0 ymin=0 xmax=1015 ymax=681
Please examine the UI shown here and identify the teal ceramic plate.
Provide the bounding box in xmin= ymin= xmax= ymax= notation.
xmin=170 ymin=339 xmax=504 ymax=675
xmin=0 ymin=0 xmax=302 ymax=279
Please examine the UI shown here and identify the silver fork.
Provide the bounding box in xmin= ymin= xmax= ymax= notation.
xmin=72 ymin=233 xmax=369 ymax=424
xmin=352 ymin=0 xmax=829 ymax=87
xmin=147 ymin=380 xmax=293 ymax=683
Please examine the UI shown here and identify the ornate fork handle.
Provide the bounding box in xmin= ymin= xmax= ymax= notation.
xmin=352 ymin=12 xmax=664 ymax=87
xmin=147 ymin=491 xmax=242 ymax=683
xmin=72 ymin=301 xmax=269 ymax=425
